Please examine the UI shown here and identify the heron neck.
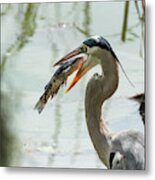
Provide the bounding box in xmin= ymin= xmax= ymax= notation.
xmin=85 ymin=53 xmax=119 ymax=168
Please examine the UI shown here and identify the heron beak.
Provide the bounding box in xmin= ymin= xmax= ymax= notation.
xmin=53 ymin=44 xmax=94 ymax=93
xmin=53 ymin=46 xmax=84 ymax=66
xmin=66 ymin=56 xmax=97 ymax=93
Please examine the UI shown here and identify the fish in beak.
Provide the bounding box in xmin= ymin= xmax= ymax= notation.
xmin=34 ymin=56 xmax=86 ymax=114
xmin=53 ymin=46 xmax=85 ymax=66
xmin=54 ymin=44 xmax=98 ymax=93
xmin=65 ymin=56 xmax=98 ymax=93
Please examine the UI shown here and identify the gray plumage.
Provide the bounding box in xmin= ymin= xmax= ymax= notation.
xmin=110 ymin=130 xmax=144 ymax=169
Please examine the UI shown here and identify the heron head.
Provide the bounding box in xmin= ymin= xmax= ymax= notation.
xmin=54 ymin=36 xmax=116 ymax=92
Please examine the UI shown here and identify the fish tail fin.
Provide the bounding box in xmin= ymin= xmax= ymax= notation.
xmin=34 ymin=91 xmax=50 ymax=114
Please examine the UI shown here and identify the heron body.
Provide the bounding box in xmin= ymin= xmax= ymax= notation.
xmin=110 ymin=130 xmax=144 ymax=169
xmin=35 ymin=36 xmax=145 ymax=169
xmin=82 ymin=39 xmax=144 ymax=169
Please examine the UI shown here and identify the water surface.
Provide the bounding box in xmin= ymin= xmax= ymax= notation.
xmin=1 ymin=1 xmax=144 ymax=168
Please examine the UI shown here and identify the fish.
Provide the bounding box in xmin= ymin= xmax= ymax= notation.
xmin=34 ymin=57 xmax=85 ymax=114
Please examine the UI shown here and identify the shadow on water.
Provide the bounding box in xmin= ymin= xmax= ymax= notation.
xmin=121 ymin=1 xmax=144 ymax=57
xmin=70 ymin=2 xmax=91 ymax=164
xmin=0 ymin=4 xmax=12 ymax=16
xmin=70 ymin=95 xmax=83 ymax=165
xmin=70 ymin=75 xmax=86 ymax=165
xmin=0 ymin=92 xmax=20 ymax=166
xmin=46 ymin=28 xmax=59 ymax=67
xmin=54 ymin=3 xmax=62 ymax=23
xmin=64 ymin=2 xmax=92 ymax=38
xmin=50 ymin=42 xmax=59 ymax=66
xmin=82 ymin=2 xmax=91 ymax=37
xmin=70 ymin=2 xmax=80 ymax=23
xmin=48 ymin=94 xmax=62 ymax=166
xmin=1 ymin=4 xmax=39 ymax=72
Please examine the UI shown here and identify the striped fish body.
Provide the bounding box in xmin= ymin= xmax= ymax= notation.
xmin=34 ymin=57 xmax=84 ymax=113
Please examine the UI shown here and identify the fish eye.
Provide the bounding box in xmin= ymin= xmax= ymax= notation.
xmin=81 ymin=45 xmax=88 ymax=53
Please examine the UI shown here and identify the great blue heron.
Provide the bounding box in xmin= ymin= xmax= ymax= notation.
xmin=35 ymin=36 xmax=144 ymax=170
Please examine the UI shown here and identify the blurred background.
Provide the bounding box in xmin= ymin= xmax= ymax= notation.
xmin=0 ymin=1 xmax=144 ymax=168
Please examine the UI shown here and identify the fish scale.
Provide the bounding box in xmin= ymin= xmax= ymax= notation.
xmin=34 ymin=57 xmax=85 ymax=114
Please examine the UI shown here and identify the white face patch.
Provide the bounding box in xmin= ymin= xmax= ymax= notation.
xmin=87 ymin=46 xmax=101 ymax=55
xmin=87 ymin=52 xmax=100 ymax=65
xmin=83 ymin=55 xmax=100 ymax=72
xmin=91 ymin=35 xmax=101 ymax=42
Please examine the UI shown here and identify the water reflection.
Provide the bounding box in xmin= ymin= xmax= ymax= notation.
xmin=0 ymin=92 xmax=20 ymax=166
xmin=1 ymin=1 xmax=144 ymax=168
xmin=1 ymin=4 xmax=39 ymax=71
xmin=48 ymin=93 xmax=62 ymax=166
xmin=1 ymin=4 xmax=12 ymax=16
xmin=54 ymin=3 xmax=62 ymax=23
xmin=70 ymin=81 xmax=85 ymax=165
xmin=83 ymin=2 xmax=91 ymax=37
